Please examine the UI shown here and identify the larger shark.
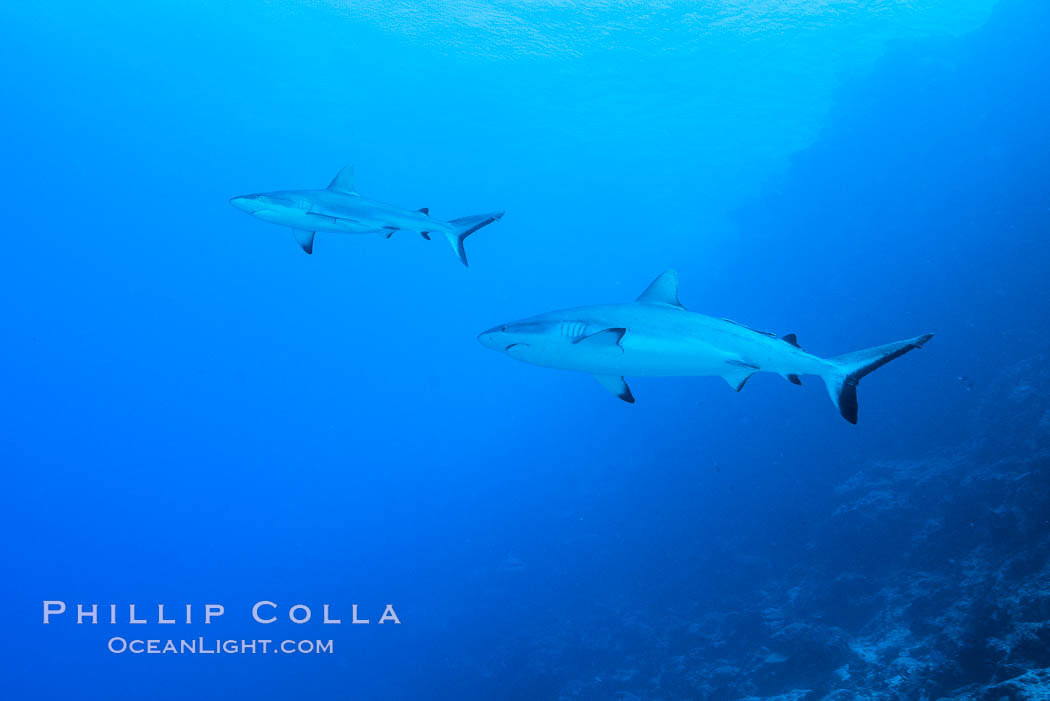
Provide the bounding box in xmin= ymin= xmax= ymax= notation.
xmin=478 ymin=271 xmax=933 ymax=423
xmin=230 ymin=166 xmax=504 ymax=265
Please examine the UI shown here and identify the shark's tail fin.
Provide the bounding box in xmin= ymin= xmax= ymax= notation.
xmin=444 ymin=212 xmax=504 ymax=267
xmin=820 ymin=333 xmax=933 ymax=424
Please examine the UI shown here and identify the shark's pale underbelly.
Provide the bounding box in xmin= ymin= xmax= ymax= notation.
xmin=544 ymin=340 xmax=739 ymax=377
xmin=254 ymin=209 xmax=379 ymax=234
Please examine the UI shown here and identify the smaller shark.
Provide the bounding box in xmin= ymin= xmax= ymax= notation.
xmin=478 ymin=271 xmax=933 ymax=423
xmin=230 ymin=166 xmax=504 ymax=265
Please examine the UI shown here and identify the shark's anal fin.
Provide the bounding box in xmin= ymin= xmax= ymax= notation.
xmin=327 ymin=165 xmax=356 ymax=194
xmin=293 ymin=229 xmax=316 ymax=254
xmin=723 ymin=359 xmax=759 ymax=392
xmin=593 ymin=375 xmax=635 ymax=403
xmin=636 ymin=270 xmax=685 ymax=309
xmin=417 ymin=207 xmax=429 ymax=215
xmin=787 ymin=374 xmax=802 ymax=385
xmin=420 ymin=232 xmax=431 ymax=240
xmin=572 ymin=327 xmax=627 ymax=351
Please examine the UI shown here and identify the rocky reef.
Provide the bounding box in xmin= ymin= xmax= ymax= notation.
xmin=536 ymin=349 xmax=1049 ymax=700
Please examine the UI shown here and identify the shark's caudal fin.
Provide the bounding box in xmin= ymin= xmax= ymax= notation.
xmin=443 ymin=212 xmax=505 ymax=267
xmin=820 ymin=333 xmax=933 ymax=424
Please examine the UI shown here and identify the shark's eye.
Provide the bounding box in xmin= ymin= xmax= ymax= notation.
xmin=500 ymin=326 xmax=508 ymax=332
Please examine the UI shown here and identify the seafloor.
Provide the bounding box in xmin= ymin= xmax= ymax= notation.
xmin=479 ymin=351 xmax=1048 ymax=701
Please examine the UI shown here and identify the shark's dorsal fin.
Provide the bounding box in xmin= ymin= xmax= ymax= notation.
xmin=327 ymin=165 xmax=356 ymax=194
xmin=593 ymin=375 xmax=635 ymax=403
xmin=782 ymin=333 xmax=801 ymax=348
xmin=636 ymin=270 xmax=684 ymax=309
xmin=293 ymin=229 xmax=315 ymax=254
xmin=418 ymin=207 xmax=429 ymax=215
xmin=573 ymin=327 xmax=626 ymax=350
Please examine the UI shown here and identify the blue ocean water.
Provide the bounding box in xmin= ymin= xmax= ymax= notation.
xmin=1 ymin=1 xmax=1048 ymax=699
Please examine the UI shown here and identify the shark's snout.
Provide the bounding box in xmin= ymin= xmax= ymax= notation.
xmin=477 ymin=329 xmax=499 ymax=350
xmin=229 ymin=195 xmax=266 ymax=214
xmin=477 ymin=325 xmax=510 ymax=351
xmin=479 ymin=325 xmax=534 ymax=358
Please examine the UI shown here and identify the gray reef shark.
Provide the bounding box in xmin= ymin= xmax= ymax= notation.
xmin=478 ymin=271 xmax=933 ymax=423
xmin=230 ymin=166 xmax=504 ymax=265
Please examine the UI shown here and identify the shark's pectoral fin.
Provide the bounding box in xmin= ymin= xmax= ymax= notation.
xmin=572 ymin=327 xmax=627 ymax=350
xmin=723 ymin=360 xmax=759 ymax=392
xmin=593 ymin=375 xmax=635 ymax=403
xmin=293 ymin=229 xmax=316 ymax=254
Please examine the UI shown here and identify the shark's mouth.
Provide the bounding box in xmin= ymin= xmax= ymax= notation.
xmin=505 ymin=343 xmax=528 ymax=352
